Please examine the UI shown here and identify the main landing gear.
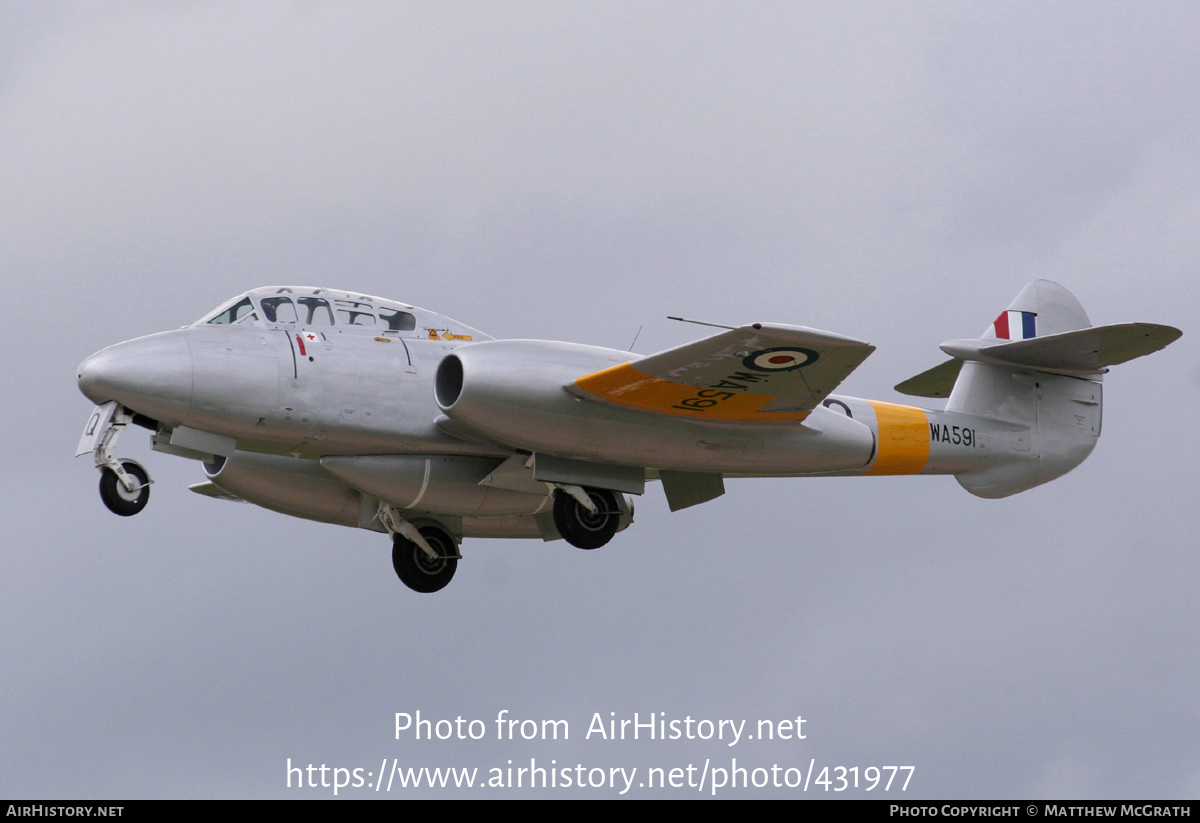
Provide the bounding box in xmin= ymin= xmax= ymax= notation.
xmin=79 ymin=402 xmax=153 ymax=517
xmin=391 ymin=527 xmax=458 ymax=594
xmin=552 ymin=485 xmax=620 ymax=550
xmin=377 ymin=504 xmax=460 ymax=593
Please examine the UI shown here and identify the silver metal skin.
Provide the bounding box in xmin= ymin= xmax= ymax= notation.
xmin=75 ymin=282 xmax=1180 ymax=592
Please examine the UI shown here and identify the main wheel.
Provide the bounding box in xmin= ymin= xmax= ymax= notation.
xmin=391 ymin=526 xmax=458 ymax=593
xmin=99 ymin=462 xmax=150 ymax=517
xmin=553 ymin=487 xmax=620 ymax=550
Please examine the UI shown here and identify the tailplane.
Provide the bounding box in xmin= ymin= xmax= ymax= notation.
xmin=896 ymin=280 xmax=1180 ymax=498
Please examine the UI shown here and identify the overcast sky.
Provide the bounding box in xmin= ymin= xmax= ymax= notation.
xmin=3 ymin=1 xmax=1197 ymax=799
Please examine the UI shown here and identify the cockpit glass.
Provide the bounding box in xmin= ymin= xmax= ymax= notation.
xmin=197 ymin=290 xmax=442 ymax=335
xmin=297 ymin=297 xmax=334 ymax=326
xmin=379 ymin=307 xmax=417 ymax=331
xmin=336 ymin=300 xmax=376 ymax=327
xmin=205 ymin=297 xmax=257 ymax=325
xmin=261 ymin=296 xmax=298 ymax=324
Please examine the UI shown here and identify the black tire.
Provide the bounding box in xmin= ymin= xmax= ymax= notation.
xmin=391 ymin=526 xmax=458 ymax=593
xmin=552 ymin=487 xmax=619 ymax=550
xmin=99 ymin=462 xmax=150 ymax=517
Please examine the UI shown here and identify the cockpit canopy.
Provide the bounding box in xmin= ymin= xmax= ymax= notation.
xmin=195 ymin=286 xmax=488 ymax=340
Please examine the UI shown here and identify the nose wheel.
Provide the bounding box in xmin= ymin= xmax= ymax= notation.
xmin=78 ymin=402 xmax=154 ymax=517
xmin=99 ymin=461 xmax=151 ymax=516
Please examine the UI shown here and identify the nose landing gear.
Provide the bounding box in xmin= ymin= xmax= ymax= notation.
xmin=99 ymin=461 xmax=151 ymax=516
xmin=77 ymin=401 xmax=153 ymax=516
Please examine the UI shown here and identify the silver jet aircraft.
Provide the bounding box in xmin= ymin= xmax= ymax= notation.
xmin=76 ymin=280 xmax=1179 ymax=593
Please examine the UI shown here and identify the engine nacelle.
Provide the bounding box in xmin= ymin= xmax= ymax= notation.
xmin=436 ymin=339 xmax=630 ymax=456
xmin=435 ymin=340 xmax=874 ymax=475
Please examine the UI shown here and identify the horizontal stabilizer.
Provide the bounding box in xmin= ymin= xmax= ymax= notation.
xmin=940 ymin=322 xmax=1181 ymax=375
xmin=571 ymin=323 xmax=874 ymax=422
xmin=894 ymin=358 xmax=963 ymax=398
xmin=898 ymin=322 xmax=1181 ymax=396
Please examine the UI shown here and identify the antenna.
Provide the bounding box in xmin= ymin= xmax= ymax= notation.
xmin=666 ymin=316 xmax=736 ymax=330
xmin=628 ymin=325 xmax=643 ymax=352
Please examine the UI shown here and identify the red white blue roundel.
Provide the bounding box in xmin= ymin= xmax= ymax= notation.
xmin=743 ymin=347 xmax=819 ymax=372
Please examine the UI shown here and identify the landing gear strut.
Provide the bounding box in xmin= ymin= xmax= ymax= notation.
xmin=553 ymin=486 xmax=620 ymax=550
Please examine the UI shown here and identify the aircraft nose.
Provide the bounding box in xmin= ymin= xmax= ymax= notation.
xmin=77 ymin=331 xmax=193 ymax=424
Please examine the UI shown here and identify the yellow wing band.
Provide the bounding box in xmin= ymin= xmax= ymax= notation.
xmin=575 ymin=363 xmax=810 ymax=422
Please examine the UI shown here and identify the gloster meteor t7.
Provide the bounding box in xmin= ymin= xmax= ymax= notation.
xmin=76 ymin=280 xmax=1180 ymax=593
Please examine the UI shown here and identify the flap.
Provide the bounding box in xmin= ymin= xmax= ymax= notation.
xmin=659 ymin=470 xmax=726 ymax=511
xmin=569 ymin=323 xmax=874 ymax=422
xmin=188 ymin=482 xmax=243 ymax=502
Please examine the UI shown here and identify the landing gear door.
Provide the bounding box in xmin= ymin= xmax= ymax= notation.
xmin=76 ymin=401 xmax=118 ymax=457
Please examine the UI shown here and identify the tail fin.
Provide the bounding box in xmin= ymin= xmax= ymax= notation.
xmin=896 ymin=280 xmax=1180 ymax=498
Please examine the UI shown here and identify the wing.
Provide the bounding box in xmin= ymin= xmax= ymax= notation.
xmin=568 ymin=323 xmax=874 ymax=422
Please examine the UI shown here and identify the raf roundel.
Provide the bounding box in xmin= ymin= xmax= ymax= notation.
xmin=743 ymin=347 xmax=820 ymax=372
